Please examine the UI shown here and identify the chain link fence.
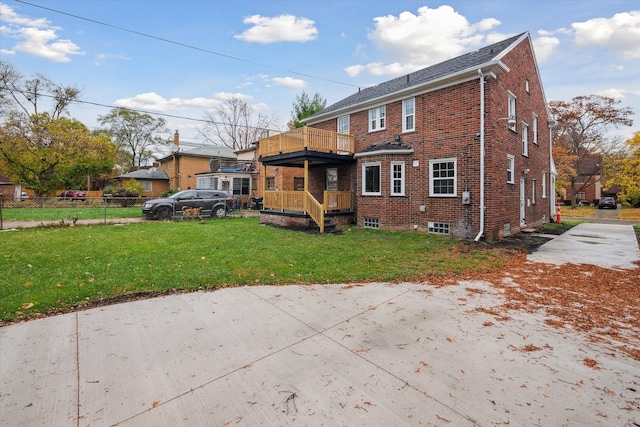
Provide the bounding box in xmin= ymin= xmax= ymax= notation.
xmin=0 ymin=197 xmax=145 ymax=230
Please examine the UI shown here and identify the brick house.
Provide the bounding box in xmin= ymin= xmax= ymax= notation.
xmin=116 ymin=167 xmax=170 ymax=198
xmin=559 ymin=152 xmax=602 ymax=205
xmin=258 ymin=33 xmax=555 ymax=240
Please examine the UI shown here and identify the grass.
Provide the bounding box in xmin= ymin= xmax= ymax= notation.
xmin=0 ymin=217 xmax=512 ymax=324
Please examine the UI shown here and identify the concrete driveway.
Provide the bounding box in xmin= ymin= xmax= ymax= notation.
xmin=1 ymin=223 xmax=639 ymax=426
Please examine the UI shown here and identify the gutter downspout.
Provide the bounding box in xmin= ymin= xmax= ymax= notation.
xmin=474 ymin=69 xmax=485 ymax=242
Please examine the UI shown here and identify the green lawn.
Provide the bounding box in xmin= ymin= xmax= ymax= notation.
xmin=0 ymin=217 xmax=510 ymax=324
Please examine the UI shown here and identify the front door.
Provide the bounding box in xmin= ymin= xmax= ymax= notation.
xmin=520 ymin=178 xmax=526 ymax=227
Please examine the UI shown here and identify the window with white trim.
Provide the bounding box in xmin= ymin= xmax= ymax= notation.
xmin=429 ymin=158 xmax=456 ymax=197
xmin=507 ymin=155 xmax=515 ymax=184
xmin=390 ymin=162 xmax=405 ymax=196
xmin=337 ymin=115 xmax=350 ymax=134
xmin=532 ymin=114 xmax=538 ymax=144
xmin=542 ymin=172 xmax=547 ymax=198
xmin=369 ymin=106 xmax=386 ymax=132
xmin=522 ymin=122 xmax=529 ymax=156
xmin=362 ymin=162 xmax=381 ymax=195
xmin=508 ymin=92 xmax=517 ymax=131
xmin=532 ymin=179 xmax=537 ymax=204
xmin=402 ymin=98 xmax=415 ymax=132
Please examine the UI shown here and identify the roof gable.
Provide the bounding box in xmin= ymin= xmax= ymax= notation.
xmin=307 ymin=32 xmax=527 ymax=122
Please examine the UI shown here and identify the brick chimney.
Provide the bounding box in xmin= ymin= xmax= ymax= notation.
xmin=174 ymin=130 xmax=180 ymax=146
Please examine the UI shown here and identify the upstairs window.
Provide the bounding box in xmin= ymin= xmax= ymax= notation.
xmin=362 ymin=162 xmax=381 ymax=195
xmin=369 ymin=106 xmax=386 ymax=132
xmin=402 ymin=98 xmax=415 ymax=132
xmin=522 ymin=122 xmax=529 ymax=156
xmin=391 ymin=162 xmax=405 ymax=196
xmin=532 ymin=114 xmax=538 ymax=144
xmin=508 ymin=92 xmax=517 ymax=131
xmin=337 ymin=115 xmax=350 ymax=134
xmin=429 ymin=158 xmax=456 ymax=197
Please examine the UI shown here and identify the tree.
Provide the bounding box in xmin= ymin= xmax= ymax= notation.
xmin=289 ymin=91 xmax=327 ymax=129
xmin=98 ymin=108 xmax=170 ymax=172
xmin=604 ymin=131 xmax=640 ymax=207
xmin=549 ymin=95 xmax=633 ymax=207
xmin=0 ymin=114 xmax=116 ymax=196
xmin=0 ymin=60 xmax=81 ymax=122
xmin=198 ymin=97 xmax=279 ymax=150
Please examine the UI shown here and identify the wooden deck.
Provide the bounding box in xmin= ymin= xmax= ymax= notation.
xmin=260 ymin=127 xmax=354 ymax=157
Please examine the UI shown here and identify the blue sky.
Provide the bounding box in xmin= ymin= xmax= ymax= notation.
xmin=1 ymin=0 xmax=638 ymax=148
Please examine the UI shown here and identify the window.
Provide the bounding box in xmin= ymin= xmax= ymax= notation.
xmin=369 ymin=106 xmax=386 ymax=132
xmin=197 ymin=176 xmax=217 ymax=189
xmin=337 ymin=115 xmax=350 ymax=134
xmin=532 ymin=179 xmax=537 ymax=204
xmin=507 ymin=155 xmax=515 ymax=184
xmin=526 ymin=80 xmax=530 ymax=93
xmin=429 ymin=158 xmax=456 ymax=197
xmin=428 ymin=222 xmax=450 ymax=234
xmin=532 ymin=114 xmax=538 ymax=144
xmin=232 ymin=177 xmax=250 ymax=196
xmin=508 ymin=92 xmax=517 ymax=131
xmin=266 ymin=177 xmax=275 ymax=190
xmin=390 ymin=162 xmax=405 ymax=196
xmin=363 ymin=218 xmax=379 ymax=229
xmin=542 ymin=172 xmax=547 ymax=198
xmin=362 ymin=162 xmax=381 ymax=195
xmin=522 ymin=122 xmax=529 ymax=156
xmin=326 ymin=168 xmax=338 ymax=191
xmin=402 ymin=98 xmax=415 ymax=132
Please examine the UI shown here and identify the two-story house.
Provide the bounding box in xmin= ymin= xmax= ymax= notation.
xmin=258 ymin=32 xmax=555 ymax=240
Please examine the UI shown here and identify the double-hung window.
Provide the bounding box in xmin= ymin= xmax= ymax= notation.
xmin=542 ymin=172 xmax=547 ymax=198
xmin=522 ymin=122 xmax=529 ymax=156
xmin=532 ymin=179 xmax=537 ymax=204
xmin=369 ymin=106 xmax=386 ymax=132
xmin=337 ymin=115 xmax=350 ymax=134
xmin=507 ymin=155 xmax=515 ymax=184
xmin=508 ymin=92 xmax=517 ymax=131
xmin=402 ymin=98 xmax=415 ymax=132
xmin=532 ymin=114 xmax=538 ymax=144
xmin=429 ymin=158 xmax=456 ymax=197
xmin=362 ymin=162 xmax=381 ymax=195
xmin=390 ymin=162 xmax=405 ymax=196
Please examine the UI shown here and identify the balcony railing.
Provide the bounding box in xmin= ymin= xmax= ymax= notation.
xmin=260 ymin=127 xmax=354 ymax=157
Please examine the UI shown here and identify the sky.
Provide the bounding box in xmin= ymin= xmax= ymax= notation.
xmin=1 ymin=0 xmax=639 ymax=149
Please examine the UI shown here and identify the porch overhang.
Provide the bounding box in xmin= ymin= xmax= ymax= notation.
xmin=259 ymin=149 xmax=355 ymax=168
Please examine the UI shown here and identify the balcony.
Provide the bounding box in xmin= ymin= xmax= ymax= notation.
xmin=259 ymin=127 xmax=354 ymax=159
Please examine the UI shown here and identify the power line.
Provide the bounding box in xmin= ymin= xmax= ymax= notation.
xmin=14 ymin=0 xmax=361 ymax=89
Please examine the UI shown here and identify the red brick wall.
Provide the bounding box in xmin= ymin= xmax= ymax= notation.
xmin=311 ymin=37 xmax=551 ymax=239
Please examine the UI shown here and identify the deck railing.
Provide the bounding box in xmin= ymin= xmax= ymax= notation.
xmin=324 ymin=191 xmax=351 ymax=211
xmin=260 ymin=127 xmax=354 ymax=157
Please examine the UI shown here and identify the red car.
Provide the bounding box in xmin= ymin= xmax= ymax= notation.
xmin=57 ymin=190 xmax=86 ymax=201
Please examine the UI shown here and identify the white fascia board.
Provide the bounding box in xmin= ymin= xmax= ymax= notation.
xmin=354 ymin=149 xmax=415 ymax=158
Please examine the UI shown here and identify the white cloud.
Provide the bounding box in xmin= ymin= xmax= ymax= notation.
xmin=571 ymin=10 xmax=640 ymax=59
xmin=0 ymin=3 xmax=82 ymax=62
xmin=235 ymin=14 xmax=318 ymax=43
xmin=532 ymin=35 xmax=560 ymax=62
xmin=346 ymin=5 xmax=502 ymax=77
xmin=114 ymin=92 xmax=226 ymax=112
xmin=272 ymin=76 xmax=306 ymax=89
xmin=595 ymin=88 xmax=626 ymax=99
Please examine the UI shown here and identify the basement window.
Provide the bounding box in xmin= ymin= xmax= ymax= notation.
xmin=363 ymin=218 xmax=380 ymax=229
xmin=428 ymin=222 xmax=450 ymax=235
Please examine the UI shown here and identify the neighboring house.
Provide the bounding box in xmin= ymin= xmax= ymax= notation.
xmin=0 ymin=173 xmax=28 ymax=200
xmin=116 ymin=167 xmax=170 ymax=198
xmin=559 ymin=153 xmax=602 ymax=205
xmin=156 ymin=131 xmax=237 ymax=191
xmin=258 ymin=32 xmax=554 ymax=240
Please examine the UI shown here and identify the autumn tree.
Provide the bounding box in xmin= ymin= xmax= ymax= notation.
xmin=0 ymin=60 xmax=81 ymax=122
xmin=549 ymin=95 xmax=633 ymax=207
xmin=289 ymin=91 xmax=326 ymax=129
xmin=198 ymin=97 xmax=279 ymax=150
xmin=604 ymin=131 xmax=640 ymax=207
xmin=97 ymin=108 xmax=170 ymax=172
xmin=0 ymin=114 xmax=116 ymax=196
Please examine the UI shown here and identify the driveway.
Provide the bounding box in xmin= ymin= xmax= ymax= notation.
xmin=1 ymin=223 xmax=638 ymax=426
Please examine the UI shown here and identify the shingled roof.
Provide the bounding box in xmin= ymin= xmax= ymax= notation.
xmin=306 ymin=32 xmax=527 ymax=121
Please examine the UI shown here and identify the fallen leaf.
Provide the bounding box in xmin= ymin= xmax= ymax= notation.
xmin=21 ymin=303 xmax=34 ymax=309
